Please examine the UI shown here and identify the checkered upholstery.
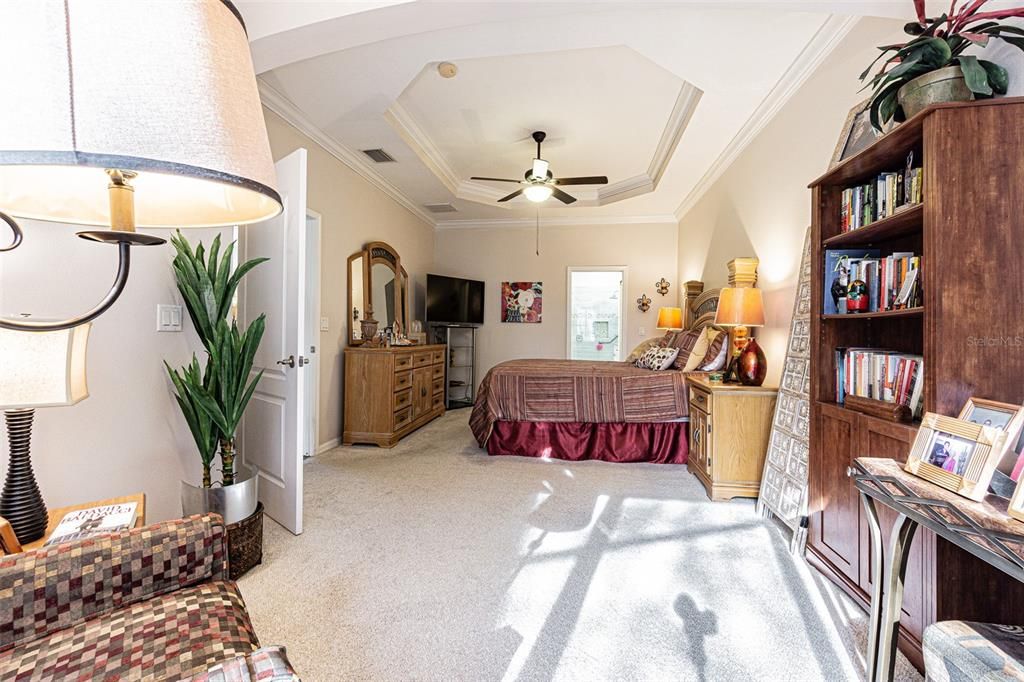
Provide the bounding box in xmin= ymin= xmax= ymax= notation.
xmin=0 ymin=514 xmax=297 ymax=681
xmin=186 ymin=645 xmax=299 ymax=682
xmin=924 ymin=620 xmax=1024 ymax=681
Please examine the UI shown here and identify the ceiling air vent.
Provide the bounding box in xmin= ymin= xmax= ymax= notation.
xmin=361 ymin=148 xmax=396 ymax=163
xmin=424 ymin=203 xmax=458 ymax=214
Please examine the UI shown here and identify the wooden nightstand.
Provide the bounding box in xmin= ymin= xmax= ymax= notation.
xmin=687 ymin=375 xmax=777 ymax=501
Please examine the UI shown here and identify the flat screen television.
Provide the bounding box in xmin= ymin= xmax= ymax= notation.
xmin=426 ymin=274 xmax=484 ymax=326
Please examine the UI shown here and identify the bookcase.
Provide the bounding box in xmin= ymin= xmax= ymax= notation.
xmin=808 ymin=97 xmax=1024 ymax=670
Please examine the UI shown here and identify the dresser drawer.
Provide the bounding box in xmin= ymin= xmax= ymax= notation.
xmin=431 ymin=364 xmax=444 ymax=380
xmin=432 ymin=377 xmax=444 ymax=396
xmin=393 ymin=407 xmax=412 ymax=431
xmin=432 ymin=394 xmax=444 ymax=411
xmin=394 ymin=389 xmax=412 ymax=412
xmin=394 ymin=354 xmax=413 ymax=372
xmin=394 ymin=371 xmax=412 ymax=392
xmin=413 ymin=351 xmax=433 ymax=367
xmin=431 ymin=349 xmax=445 ymax=365
xmin=690 ymin=385 xmax=712 ymax=414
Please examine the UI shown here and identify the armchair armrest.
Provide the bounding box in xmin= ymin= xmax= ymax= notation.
xmin=0 ymin=513 xmax=228 ymax=652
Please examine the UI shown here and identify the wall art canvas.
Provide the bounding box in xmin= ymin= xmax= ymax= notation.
xmin=758 ymin=227 xmax=813 ymax=553
xmin=501 ymin=282 xmax=543 ymax=323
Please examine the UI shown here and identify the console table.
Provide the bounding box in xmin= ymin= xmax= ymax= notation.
xmin=851 ymin=458 xmax=1024 ymax=682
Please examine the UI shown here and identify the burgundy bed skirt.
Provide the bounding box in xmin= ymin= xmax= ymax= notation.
xmin=486 ymin=421 xmax=689 ymax=465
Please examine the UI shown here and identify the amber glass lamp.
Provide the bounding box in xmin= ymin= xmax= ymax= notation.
xmin=714 ymin=287 xmax=767 ymax=385
xmin=656 ymin=306 xmax=684 ymax=331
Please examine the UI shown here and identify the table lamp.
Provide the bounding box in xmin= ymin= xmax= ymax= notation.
xmin=656 ymin=306 xmax=684 ymax=331
xmin=714 ymin=287 xmax=767 ymax=386
xmin=0 ymin=324 xmax=90 ymax=543
xmin=0 ymin=1 xmax=281 ymax=333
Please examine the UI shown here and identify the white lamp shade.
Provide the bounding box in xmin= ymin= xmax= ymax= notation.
xmin=0 ymin=1 xmax=281 ymax=228
xmin=0 ymin=324 xmax=90 ymax=408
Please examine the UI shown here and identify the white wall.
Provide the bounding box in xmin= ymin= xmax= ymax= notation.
xmin=433 ymin=222 xmax=679 ymax=376
xmin=0 ymin=221 xmax=225 ymax=522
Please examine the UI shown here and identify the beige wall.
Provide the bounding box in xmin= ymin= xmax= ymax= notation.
xmin=263 ymin=108 xmax=434 ymax=449
xmin=433 ymin=222 xmax=679 ymax=376
xmin=677 ymin=18 xmax=907 ymax=387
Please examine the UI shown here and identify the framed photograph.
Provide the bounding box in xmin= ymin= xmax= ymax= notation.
xmin=957 ymin=397 xmax=1024 ymax=474
xmin=830 ymin=100 xmax=884 ymax=168
xmin=904 ymin=412 xmax=1003 ymax=501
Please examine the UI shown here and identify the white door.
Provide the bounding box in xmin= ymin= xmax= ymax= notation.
xmin=566 ymin=267 xmax=627 ymax=361
xmin=238 ymin=148 xmax=307 ymax=535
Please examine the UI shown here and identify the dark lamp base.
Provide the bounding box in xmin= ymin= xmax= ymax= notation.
xmin=1 ymin=409 xmax=48 ymax=544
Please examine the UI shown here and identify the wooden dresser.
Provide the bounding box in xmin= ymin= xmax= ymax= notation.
xmin=686 ymin=375 xmax=777 ymax=501
xmin=343 ymin=344 xmax=446 ymax=447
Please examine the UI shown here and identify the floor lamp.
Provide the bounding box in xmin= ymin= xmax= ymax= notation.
xmin=0 ymin=325 xmax=90 ymax=543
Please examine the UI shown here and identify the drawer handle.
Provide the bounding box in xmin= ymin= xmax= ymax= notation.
xmin=696 ymin=395 xmax=705 ymax=403
xmin=421 ymin=387 xmax=428 ymax=397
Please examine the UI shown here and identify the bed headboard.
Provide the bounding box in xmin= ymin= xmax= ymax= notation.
xmin=683 ymin=281 xmax=721 ymax=331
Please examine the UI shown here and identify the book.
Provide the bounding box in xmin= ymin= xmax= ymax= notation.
xmin=838 ymin=151 xmax=923 ymax=230
xmin=44 ymin=502 xmax=139 ymax=546
xmin=834 ymin=347 xmax=922 ymax=414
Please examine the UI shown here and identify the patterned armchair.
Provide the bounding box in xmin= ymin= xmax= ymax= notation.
xmin=0 ymin=514 xmax=298 ymax=681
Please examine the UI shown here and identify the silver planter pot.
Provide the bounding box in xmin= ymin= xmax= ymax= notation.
xmin=897 ymin=65 xmax=974 ymax=119
xmin=181 ymin=465 xmax=259 ymax=525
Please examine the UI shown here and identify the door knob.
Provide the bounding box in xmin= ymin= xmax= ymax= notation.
xmin=277 ymin=355 xmax=295 ymax=368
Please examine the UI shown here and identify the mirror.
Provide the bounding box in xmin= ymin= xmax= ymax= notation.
xmin=347 ymin=241 xmax=408 ymax=345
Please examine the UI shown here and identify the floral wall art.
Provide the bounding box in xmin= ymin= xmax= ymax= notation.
xmin=501 ymin=281 xmax=543 ymax=323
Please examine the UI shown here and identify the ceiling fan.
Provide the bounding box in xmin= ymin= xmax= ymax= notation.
xmin=471 ymin=131 xmax=608 ymax=205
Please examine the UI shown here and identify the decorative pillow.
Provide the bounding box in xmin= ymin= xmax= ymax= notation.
xmin=699 ymin=329 xmax=728 ymax=371
xmin=666 ymin=329 xmax=700 ymax=361
xmin=681 ymin=328 xmax=713 ymax=371
xmin=635 ymin=346 xmax=679 ymax=371
xmin=625 ymin=337 xmax=663 ymax=364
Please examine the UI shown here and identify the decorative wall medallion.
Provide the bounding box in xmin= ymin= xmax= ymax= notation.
xmin=656 ymin=278 xmax=670 ymax=296
xmin=758 ymin=227 xmax=812 ymax=552
xmin=637 ymin=294 xmax=652 ymax=312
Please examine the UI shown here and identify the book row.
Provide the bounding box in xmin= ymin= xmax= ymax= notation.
xmin=839 ymin=151 xmax=923 ymax=232
xmin=835 ymin=347 xmax=924 ymax=418
xmin=823 ymin=248 xmax=921 ymax=314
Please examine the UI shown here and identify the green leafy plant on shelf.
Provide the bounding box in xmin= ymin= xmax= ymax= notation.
xmin=165 ymin=232 xmax=268 ymax=487
xmin=861 ymin=0 xmax=1024 ymax=130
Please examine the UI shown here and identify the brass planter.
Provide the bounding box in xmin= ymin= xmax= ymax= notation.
xmin=897 ymin=66 xmax=973 ymax=119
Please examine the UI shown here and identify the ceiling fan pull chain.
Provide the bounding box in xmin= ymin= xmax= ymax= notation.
xmin=536 ymin=209 xmax=540 ymax=256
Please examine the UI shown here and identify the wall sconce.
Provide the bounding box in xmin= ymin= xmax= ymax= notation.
xmin=0 ymin=1 xmax=282 ymax=332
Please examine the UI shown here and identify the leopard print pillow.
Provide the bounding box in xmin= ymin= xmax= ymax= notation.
xmin=635 ymin=346 xmax=679 ymax=371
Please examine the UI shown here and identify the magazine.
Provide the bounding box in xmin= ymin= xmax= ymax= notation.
xmin=44 ymin=502 xmax=139 ymax=546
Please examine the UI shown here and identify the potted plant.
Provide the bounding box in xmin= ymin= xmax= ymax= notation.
xmin=861 ymin=0 xmax=1024 ymax=130
xmin=166 ymin=231 xmax=268 ymax=525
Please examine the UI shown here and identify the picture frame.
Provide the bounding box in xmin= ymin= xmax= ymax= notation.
xmin=830 ymin=100 xmax=884 ymax=168
xmin=957 ymin=397 xmax=1024 ymax=474
xmin=904 ymin=412 xmax=1004 ymax=501
xmin=1010 ymin=475 xmax=1024 ymax=523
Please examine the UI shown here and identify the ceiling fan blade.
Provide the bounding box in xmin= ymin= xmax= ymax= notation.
xmin=553 ymin=176 xmax=609 ymax=186
xmin=551 ymin=187 xmax=577 ymax=205
xmin=471 ymin=176 xmax=522 ymax=184
xmin=498 ymin=188 xmax=524 ymax=203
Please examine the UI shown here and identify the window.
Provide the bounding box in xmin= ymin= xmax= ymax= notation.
xmin=567 ymin=268 xmax=627 ymax=361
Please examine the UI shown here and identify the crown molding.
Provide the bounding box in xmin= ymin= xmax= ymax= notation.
xmin=435 ymin=214 xmax=680 ymax=230
xmin=258 ymin=80 xmax=437 ymax=227
xmin=673 ymin=14 xmax=860 ymax=222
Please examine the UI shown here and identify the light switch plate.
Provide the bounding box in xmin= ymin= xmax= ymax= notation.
xmin=320 ymin=317 xmax=329 ymax=332
xmin=157 ymin=304 xmax=183 ymax=332
xmin=638 ymin=326 xmax=647 ymax=336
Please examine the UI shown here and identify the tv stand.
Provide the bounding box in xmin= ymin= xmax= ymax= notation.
xmin=430 ymin=325 xmax=477 ymax=409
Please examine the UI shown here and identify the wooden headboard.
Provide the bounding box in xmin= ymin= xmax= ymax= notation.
xmin=683 ymin=281 xmax=722 ymax=331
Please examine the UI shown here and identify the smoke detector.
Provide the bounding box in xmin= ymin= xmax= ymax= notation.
xmin=437 ymin=62 xmax=458 ymax=79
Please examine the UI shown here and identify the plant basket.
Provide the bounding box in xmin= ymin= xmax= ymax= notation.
xmin=227 ymin=501 xmax=263 ymax=580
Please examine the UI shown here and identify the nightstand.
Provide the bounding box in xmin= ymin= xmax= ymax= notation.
xmin=687 ymin=375 xmax=777 ymax=501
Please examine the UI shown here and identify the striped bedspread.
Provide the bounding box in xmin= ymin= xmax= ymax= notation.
xmin=469 ymin=359 xmax=692 ymax=446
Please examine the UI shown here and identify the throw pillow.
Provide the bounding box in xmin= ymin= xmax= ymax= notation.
xmin=681 ymin=328 xmax=713 ymax=371
xmin=635 ymin=346 xmax=679 ymax=371
xmin=625 ymin=337 xmax=663 ymax=364
xmin=699 ymin=329 xmax=728 ymax=371
xmin=667 ymin=329 xmax=700 ymax=365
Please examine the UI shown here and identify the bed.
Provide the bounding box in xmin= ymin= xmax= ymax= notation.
xmin=470 ymin=282 xmax=722 ymax=464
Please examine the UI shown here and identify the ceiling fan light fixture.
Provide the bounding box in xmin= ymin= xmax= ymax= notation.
xmin=524 ymin=184 xmax=553 ymax=203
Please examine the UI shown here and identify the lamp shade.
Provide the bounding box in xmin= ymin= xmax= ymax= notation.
xmin=714 ymin=287 xmax=765 ymax=327
xmin=0 ymin=1 xmax=280 ymax=228
xmin=656 ymin=306 xmax=684 ymax=331
xmin=0 ymin=324 xmax=90 ymax=408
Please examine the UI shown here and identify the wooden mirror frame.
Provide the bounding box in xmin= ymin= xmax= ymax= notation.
xmin=347 ymin=241 xmax=408 ymax=345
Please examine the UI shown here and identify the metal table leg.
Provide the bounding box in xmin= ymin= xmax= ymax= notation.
xmin=877 ymin=512 xmax=919 ymax=682
xmin=860 ymin=492 xmax=884 ymax=682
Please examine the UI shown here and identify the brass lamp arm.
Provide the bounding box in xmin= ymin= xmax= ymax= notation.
xmin=0 ymin=238 xmax=132 ymax=332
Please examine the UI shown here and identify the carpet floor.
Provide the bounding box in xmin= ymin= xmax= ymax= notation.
xmin=237 ymin=411 xmax=922 ymax=682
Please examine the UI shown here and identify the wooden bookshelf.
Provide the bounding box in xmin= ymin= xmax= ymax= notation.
xmin=807 ymin=98 xmax=1024 ymax=673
